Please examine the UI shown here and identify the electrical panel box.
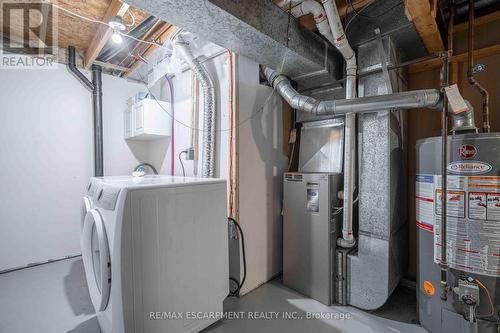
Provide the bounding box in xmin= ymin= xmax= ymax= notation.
xmin=124 ymin=98 xmax=171 ymax=141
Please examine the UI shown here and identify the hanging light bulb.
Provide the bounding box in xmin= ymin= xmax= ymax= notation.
xmin=111 ymin=32 xmax=123 ymax=44
xmin=108 ymin=16 xmax=126 ymax=45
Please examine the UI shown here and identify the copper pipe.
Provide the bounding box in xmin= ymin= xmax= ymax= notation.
xmin=467 ymin=0 xmax=490 ymax=133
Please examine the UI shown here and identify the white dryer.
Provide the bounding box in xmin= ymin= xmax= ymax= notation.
xmin=81 ymin=178 xmax=99 ymax=230
xmin=81 ymin=175 xmax=229 ymax=333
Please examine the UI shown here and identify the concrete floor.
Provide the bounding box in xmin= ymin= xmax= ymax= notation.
xmin=0 ymin=257 xmax=426 ymax=333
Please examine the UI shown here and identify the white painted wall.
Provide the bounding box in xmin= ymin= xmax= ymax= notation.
xmin=148 ymin=53 xmax=288 ymax=295
xmin=237 ymin=56 xmax=288 ymax=294
xmin=0 ymin=66 xmax=144 ymax=271
xmin=0 ymin=51 xmax=287 ymax=297
xmin=152 ymin=52 xmax=230 ymax=180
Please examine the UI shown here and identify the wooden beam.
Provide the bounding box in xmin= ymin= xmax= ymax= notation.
xmin=122 ymin=26 xmax=180 ymax=78
xmin=405 ymin=0 xmax=445 ymax=53
xmin=409 ymin=43 xmax=500 ymax=73
xmin=429 ymin=0 xmax=438 ymax=18
xmin=454 ymin=10 xmax=500 ymax=33
xmin=118 ymin=22 xmax=171 ymax=68
xmin=83 ymin=0 xmax=126 ymax=69
xmin=38 ymin=2 xmax=50 ymax=54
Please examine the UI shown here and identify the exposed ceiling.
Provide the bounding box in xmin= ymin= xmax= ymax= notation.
xmin=0 ymin=0 xmax=173 ymax=76
xmin=3 ymin=0 xmax=500 ymax=79
xmin=2 ymin=1 xmax=148 ymax=51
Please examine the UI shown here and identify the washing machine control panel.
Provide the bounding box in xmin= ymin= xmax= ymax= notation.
xmin=93 ymin=184 xmax=121 ymax=211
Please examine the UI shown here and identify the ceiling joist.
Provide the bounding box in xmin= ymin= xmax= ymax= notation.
xmin=409 ymin=43 xmax=500 ymax=73
xmin=405 ymin=0 xmax=445 ymax=53
xmin=83 ymin=0 xmax=128 ymax=69
xmin=454 ymin=10 xmax=500 ymax=33
xmin=122 ymin=25 xmax=180 ymax=78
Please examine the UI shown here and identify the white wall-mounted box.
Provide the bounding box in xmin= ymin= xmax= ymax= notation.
xmin=124 ymin=99 xmax=172 ymax=141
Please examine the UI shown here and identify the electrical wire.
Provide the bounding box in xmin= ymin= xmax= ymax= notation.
xmin=178 ymin=151 xmax=187 ymax=177
xmin=333 ymin=196 xmax=359 ymax=210
xmin=53 ymin=0 xmax=288 ymax=135
xmin=475 ymin=279 xmax=495 ymax=318
xmin=228 ymin=217 xmax=246 ymax=297
xmin=51 ymin=3 xmax=103 ymax=25
xmin=347 ymin=0 xmax=404 ymax=20
xmin=345 ymin=0 xmax=403 ymax=33
xmin=125 ymin=9 xmax=136 ymax=27
xmin=51 ymin=3 xmax=165 ymax=49
xmin=287 ymin=137 xmax=296 ymax=172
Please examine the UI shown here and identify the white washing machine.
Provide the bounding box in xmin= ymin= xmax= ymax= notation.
xmin=81 ymin=175 xmax=229 ymax=333
xmin=81 ymin=178 xmax=99 ymax=230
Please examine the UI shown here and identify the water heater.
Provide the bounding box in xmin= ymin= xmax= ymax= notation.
xmin=416 ymin=133 xmax=500 ymax=333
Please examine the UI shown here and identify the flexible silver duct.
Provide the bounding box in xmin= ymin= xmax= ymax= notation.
xmin=175 ymin=36 xmax=216 ymax=178
xmin=263 ymin=67 xmax=443 ymax=114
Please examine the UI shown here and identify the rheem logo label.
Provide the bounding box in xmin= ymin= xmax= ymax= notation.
xmin=459 ymin=145 xmax=476 ymax=159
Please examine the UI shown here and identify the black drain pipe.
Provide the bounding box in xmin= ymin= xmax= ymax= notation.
xmin=67 ymin=46 xmax=104 ymax=177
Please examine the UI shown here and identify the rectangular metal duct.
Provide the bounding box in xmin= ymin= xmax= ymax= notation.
xmin=126 ymin=0 xmax=342 ymax=81
xmin=347 ymin=36 xmax=408 ymax=310
xmin=299 ymin=118 xmax=344 ymax=173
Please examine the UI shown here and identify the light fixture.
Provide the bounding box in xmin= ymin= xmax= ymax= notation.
xmin=108 ymin=16 xmax=126 ymax=44
xmin=111 ymin=32 xmax=123 ymax=44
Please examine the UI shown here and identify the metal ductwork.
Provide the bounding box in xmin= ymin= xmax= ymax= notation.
xmin=263 ymin=67 xmax=442 ymax=115
xmin=451 ymin=100 xmax=477 ymax=134
xmin=267 ymin=37 xmax=444 ymax=310
xmin=174 ymin=36 xmax=216 ymax=178
xmin=126 ymin=0 xmax=342 ymax=83
xmin=67 ymin=46 xmax=104 ymax=177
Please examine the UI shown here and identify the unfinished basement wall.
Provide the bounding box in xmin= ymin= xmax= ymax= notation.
xmin=237 ymin=55 xmax=289 ymax=294
xmin=152 ymin=52 xmax=231 ymax=180
xmin=407 ymin=52 xmax=500 ymax=281
xmin=0 ymin=66 xmax=144 ymax=271
xmin=152 ymin=52 xmax=288 ymax=295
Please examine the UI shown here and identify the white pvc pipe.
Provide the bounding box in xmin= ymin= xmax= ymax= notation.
xmin=292 ymin=1 xmax=332 ymax=41
xmin=322 ymin=0 xmax=357 ymax=248
xmin=283 ymin=1 xmax=337 ymax=46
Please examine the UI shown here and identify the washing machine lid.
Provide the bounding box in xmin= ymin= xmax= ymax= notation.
xmin=81 ymin=209 xmax=111 ymax=312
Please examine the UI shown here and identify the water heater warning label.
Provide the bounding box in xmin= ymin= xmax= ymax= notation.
xmin=435 ymin=190 xmax=465 ymax=218
xmin=416 ymin=175 xmax=435 ymax=231
xmin=468 ymin=192 xmax=487 ymax=220
xmin=487 ymin=193 xmax=500 ymax=221
xmin=417 ymin=174 xmax=500 ymax=277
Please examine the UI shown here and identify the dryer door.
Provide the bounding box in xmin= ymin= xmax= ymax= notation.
xmin=81 ymin=196 xmax=91 ymax=231
xmin=82 ymin=209 xmax=111 ymax=312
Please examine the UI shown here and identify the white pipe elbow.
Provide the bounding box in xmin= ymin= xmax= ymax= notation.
xmin=300 ymin=0 xmax=326 ymax=20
